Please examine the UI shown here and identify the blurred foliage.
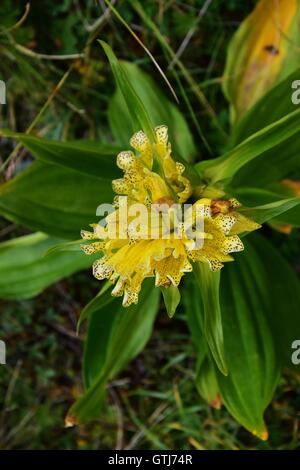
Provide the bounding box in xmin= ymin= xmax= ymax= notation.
xmin=1 ymin=285 xmax=300 ymax=450
xmin=1 ymin=0 xmax=300 ymax=450
xmin=0 ymin=0 xmax=257 ymax=147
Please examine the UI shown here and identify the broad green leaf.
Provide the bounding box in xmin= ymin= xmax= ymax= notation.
xmin=231 ymin=138 xmax=300 ymax=189
xmin=270 ymin=211 xmax=300 ymax=229
xmin=196 ymin=108 xmax=300 ymax=185
xmin=216 ymin=232 xmax=300 ymax=437
xmin=0 ymin=161 xmax=114 ymax=239
xmin=231 ymin=67 xmax=300 ymax=146
xmin=239 ymin=198 xmax=300 ymax=225
xmin=45 ymin=239 xmax=84 ymax=255
xmin=233 ymin=187 xmax=300 ymax=227
xmin=82 ymin=296 xmax=120 ymax=392
xmin=193 ymin=262 xmax=227 ymax=376
xmin=217 ymin=243 xmax=281 ymax=439
xmin=247 ymin=233 xmax=300 ymax=370
xmin=160 ymin=285 xmax=180 ymax=318
xmin=100 ymin=41 xmax=156 ymax=142
xmin=223 ymin=0 xmax=300 ymax=124
xmin=67 ymin=280 xmax=159 ymax=424
xmin=184 ymin=277 xmax=203 ymax=346
xmin=184 ymin=278 xmax=220 ymax=408
xmin=195 ymin=354 xmax=220 ymax=410
xmin=0 ymin=130 xmax=121 ymax=179
xmin=0 ymin=232 xmax=95 ymax=299
xmin=108 ymin=62 xmax=196 ymax=162
xmin=234 ymin=186 xmax=293 ymax=205
xmin=77 ymin=281 xmax=112 ymax=333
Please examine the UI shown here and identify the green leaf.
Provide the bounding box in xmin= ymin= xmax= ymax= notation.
xmin=77 ymin=281 xmax=112 ymax=333
xmin=0 ymin=232 xmax=95 ymax=299
xmin=67 ymin=280 xmax=159 ymax=424
xmin=0 ymin=130 xmax=121 ymax=179
xmin=82 ymin=295 xmax=121 ymax=391
xmin=188 ymin=238 xmax=286 ymax=436
xmin=99 ymin=40 xmax=156 ymax=142
xmin=195 ymin=354 xmax=220 ymax=409
xmin=45 ymin=239 xmax=84 ymax=255
xmin=234 ymin=186 xmax=292 ymax=205
xmin=216 ymin=236 xmax=282 ymax=439
xmin=271 ymin=209 xmax=300 ymax=228
xmin=231 ymin=67 xmax=300 ymax=146
xmin=223 ymin=0 xmax=300 ymax=124
xmin=160 ymin=285 xmax=180 ymax=318
xmin=108 ymin=62 xmax=196 ymax=162
xmin=231 ymin=137 xmax=300 ymax=189
xmin=193 ymin=262 xmax=227 ymax=376
xmin=196 ymin=108 xmax=300 ymax=185
xmin=239 ymin=198 xmax=300 ymax=225
xmin=234 ymin=187 xmax=300 ymax=227
xmin=0 ymin=161 xmax=114 ymax=239
xmin=184 ymin=278 xmax=220 ymax=408
xmin=247 ymin=233 xmax=300 ymax=370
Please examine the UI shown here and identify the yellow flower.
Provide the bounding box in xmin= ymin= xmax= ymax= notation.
xmin=81 ymin=126 xmax=260 ymax=307
xmin=111 ymin=125 xmax=192 ymax=205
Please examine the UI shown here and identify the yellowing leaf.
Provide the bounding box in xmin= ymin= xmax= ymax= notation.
xmin=223 ymin=0 xmax=299 ymax=123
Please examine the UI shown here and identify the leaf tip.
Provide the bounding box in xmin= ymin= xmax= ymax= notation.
xmin=65 ymin=414 xmax=77 ymax=428
xmin=252 ymin=427 xmax=269 ymax=441
xmin=210 ymin=394 xmax=222 ymax=410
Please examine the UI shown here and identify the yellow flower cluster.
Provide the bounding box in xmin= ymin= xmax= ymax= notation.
xmin=81 ymin=126 xmax=260 ymax=307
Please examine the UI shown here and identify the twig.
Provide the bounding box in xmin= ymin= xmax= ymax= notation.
xmin=85 ymin=0 xmax=117 ymax=32
xmin=1 ymin=65 xmax=73 ymax=176
xmin=1 ymin=3 xmax=31 ymax=33
xmin=47 ymin=322 xmax=82 ymax=341
xmin=3 ymin=409 xmax=35 ymax=445
xmin=14 ymin=44 xmax=84 ymax=61
xmin=5 ymin=147 xmax=27 ymax=181
xmin=124 ymin=402 xmax=169 ymax=450
xmin=169 ymin=0 xmax=214 ymax=69
xmin=0 ymin=223 xmax=16 ymax=238
xmin=106 ymin=0 xmax=179 ymax=104
xmin=0 ymin=360 xmax=23 ymax=437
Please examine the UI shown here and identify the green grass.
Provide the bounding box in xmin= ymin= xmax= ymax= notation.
xmin=1 ymin=280 xmax=300 ymax=450
xmin=0 ymin=0 xmax=299 ymax=450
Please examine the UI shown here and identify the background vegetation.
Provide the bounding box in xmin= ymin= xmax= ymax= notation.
xmin=0 ymin=0 xmax=300 ymax=450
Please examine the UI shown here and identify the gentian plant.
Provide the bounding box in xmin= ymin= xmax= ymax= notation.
xmin=1 ymin=0 xmax=300 ymax=440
